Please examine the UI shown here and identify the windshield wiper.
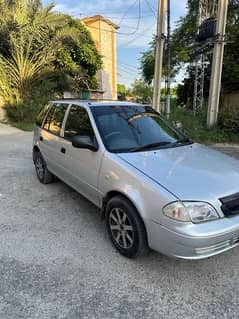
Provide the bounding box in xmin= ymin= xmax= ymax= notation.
xmin=128 ymin=141 xmax=172 ymax=153
xmin=172 ymin=138 xmax=193 ymax=146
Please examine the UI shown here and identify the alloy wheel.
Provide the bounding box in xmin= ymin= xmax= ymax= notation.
xmin=109 ymin=208 xmax=134 ymax=249
xmin=35 ymin=155 xmax=44 ymax=180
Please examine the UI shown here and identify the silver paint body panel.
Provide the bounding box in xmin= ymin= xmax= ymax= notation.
xmin=33 ymin=100 xmax=239 ymax=259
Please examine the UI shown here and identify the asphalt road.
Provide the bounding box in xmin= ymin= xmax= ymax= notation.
xmin=0 ymin=124 xmax=239 ymax=319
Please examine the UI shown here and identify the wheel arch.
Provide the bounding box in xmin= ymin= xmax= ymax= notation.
xmin=101 ymin=190 xmax=148 ymax=241
xmin=33 ymin=145 xmax=40 ymax=163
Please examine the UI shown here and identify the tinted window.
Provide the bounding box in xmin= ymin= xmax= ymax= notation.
xmin=64 ymin=105 xmax=95 ymax=140
xmin=43 ymin=104 xmax=56 ymax=130
xmin=36 ymin=103 xmax=51 ymax=127
xmin=43 ymin=103 xmax=68 ymax=135
xmin=92 ymin=105 xmax=187 ymax=153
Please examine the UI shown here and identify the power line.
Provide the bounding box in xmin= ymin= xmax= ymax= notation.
xmin=70 ymin=12 xmax=154 ymax=21
xmin=118 ymin=22 xmax=155 ymax=48
xmin=118 ymin=60 xmax=138 ymax=71
xmin=83 ymin=24 xmax=143 ymax=36
xmin=89 ymin=0 xmax=142 ymax=36
xmin=117 ymin=0 xmax=139 ymax=26
xmin=56 ymin=0 xmax=144 ymax=36
xmin=110 ymin=23 xmax=154 ymax=32
xmin=105 ymin=14 xmax=155 ymax=20
xmin=79 ymin=0 xmax=142 ymax=37
xmin=118 ymin=69 xmax=139 ymax=81
xmin=120 ymin=0 xmax=142 ymax=35
xmin=144 ymin=0 xmax=157 ymax=18
xmin=117 ymin=73 xmax=136 ymax=81
xmin=118 ymin=65 xmax=138 ymax=76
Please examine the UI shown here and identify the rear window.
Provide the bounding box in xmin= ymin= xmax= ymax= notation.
xmin=42 ymin=103 xmax=69 ymax=136
xmin=35 ymin=103 xmax=51 ymax=127
xmin=48 ymin=103 xmax=68 ymax=135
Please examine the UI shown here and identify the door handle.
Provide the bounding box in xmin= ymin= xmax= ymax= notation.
xmin=61 ymin=147 xmax=66 ymax=154
xmin=40 ymin=136 xmax=43 ymax=141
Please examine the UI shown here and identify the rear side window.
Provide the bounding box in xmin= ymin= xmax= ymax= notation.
xmin=43 ymin=103 xmax=68 ymax=136
xmin=43 ymin=104 xmax=56 ymax=131
xmin=35 ymin=103 xmax=51 ymax=127
xmin=64 ymin=105 xmax=95 ymax=140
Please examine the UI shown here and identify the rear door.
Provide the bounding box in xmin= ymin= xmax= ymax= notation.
xmin=39 ymin=102 xmax=70 ymax=177
xmin=59 ymin=104 xmax=104 ymax=206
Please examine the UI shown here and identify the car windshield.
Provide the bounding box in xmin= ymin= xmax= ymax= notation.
xmin=91 ymin=104 xmax=191 ymax=153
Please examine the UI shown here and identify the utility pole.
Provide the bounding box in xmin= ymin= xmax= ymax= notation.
xmin=193 ymin=0 xmax=210 ymax=115
xmin=207 ymin=0 xmax=228 ymax=128
xmin=165 ymin=0 xmax=171 ymax=119
xmin=152 ymin=0 xmax=167 ymax=112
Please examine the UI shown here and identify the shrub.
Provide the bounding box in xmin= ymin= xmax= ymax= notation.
xmin=219 ymin=104 xmax=239 ymax=132
xmin=4 ymin=80 xmax=60 ymax=122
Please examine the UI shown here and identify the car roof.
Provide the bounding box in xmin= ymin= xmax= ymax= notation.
xmin=49 ymin=100 xmax=145 ymax=110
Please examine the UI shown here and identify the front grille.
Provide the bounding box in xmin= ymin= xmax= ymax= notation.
xmin=219 ymin=192 xmax=239 ymax=217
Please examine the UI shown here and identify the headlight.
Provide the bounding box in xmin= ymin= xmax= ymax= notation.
xmin=163 ymin=201 xmax=219 ymax=223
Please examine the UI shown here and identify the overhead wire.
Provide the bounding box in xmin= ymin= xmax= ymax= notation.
xmin=117 ymin=0 xmax=156 ymax=48
xmin=68 ymin=0 xmax=142 ymax=36
xmin=118 ymin=70 xmax=139 ymax=82
xmin=117 ymin=72 xmax=136 ymax=81
xmin=118 ymin=61 xmax=138 ymax=71
xmin=118 ymin=65 xmax=139 ymax=76
xmin=117 ymin=0 xmax=139 ymax=26
xmin=144 ymin=0 xmax=157 ymax=18
xmin=105 ymin=14 xmax=155 ymax=20
xmin=61 ymin=0 xmax=158 ymax=38
xmin=118 ymin=22 xmax=155 ymax=48
xmin=69 ymin=12 xmax=153 ymax=20
xmin=81 ymin=24 xmax=141 ymax=35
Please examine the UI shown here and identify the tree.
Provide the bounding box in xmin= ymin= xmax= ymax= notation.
xmin=140 ymin=0 xmax=239 ymax=97
xmin=117 ymin=84 xmax=129 ymax=100
xmin=140 ymin=45 xmax=156 ymax=85
xmin=0 ymin=0 xmax=102 ymax=121
xmin=221 ymin=0 xmax=239 ymax=92
xmin=131 ymin=79 xmax=153 ymax=103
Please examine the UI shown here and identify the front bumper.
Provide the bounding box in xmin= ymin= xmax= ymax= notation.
xmin=146 ymin=217 xmax=239 ymax=260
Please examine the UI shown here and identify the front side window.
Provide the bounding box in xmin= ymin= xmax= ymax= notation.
xmin=64 ymin=104 xmax=95 ymax=140
xmin=91 ymin=105 xmax=190 ymax=153
xmin=43 ymin=103 xmax=68 ymax=135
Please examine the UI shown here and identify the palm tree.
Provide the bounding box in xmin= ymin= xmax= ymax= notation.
xmin=0 ymin=0 xmax=102 ymax=121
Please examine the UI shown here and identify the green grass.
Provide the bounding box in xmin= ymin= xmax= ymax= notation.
xmin=170 ymin=108 xmax=239 ymax=144
xmin=11 ymin=121 xmax=34 ymax=131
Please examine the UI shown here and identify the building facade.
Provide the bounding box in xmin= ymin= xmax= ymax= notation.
xmin=82 ymin=15 xmax=118 ymax=100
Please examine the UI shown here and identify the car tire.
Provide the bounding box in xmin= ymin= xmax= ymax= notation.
xmin=34 ymin=151 xmax=53 ymax=184
xmin=106 ymin=196 xmax=148 ymax=258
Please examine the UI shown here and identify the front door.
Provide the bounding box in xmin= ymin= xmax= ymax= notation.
xmin=59 ymin=104 xmax=103 ymax=206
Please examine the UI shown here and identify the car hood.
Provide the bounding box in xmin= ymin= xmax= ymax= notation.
xmin=118 ymin=143 xmax=239 ymax=201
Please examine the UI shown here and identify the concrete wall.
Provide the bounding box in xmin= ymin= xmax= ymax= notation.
xmin=219 ymin=92 xmax=239 ymax=129
xmin=222 ymin=92 xmax=239 ymax=108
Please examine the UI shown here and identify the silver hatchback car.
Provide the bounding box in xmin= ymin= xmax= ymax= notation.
xmin=33 ymin=100 xmax=239 ymax=259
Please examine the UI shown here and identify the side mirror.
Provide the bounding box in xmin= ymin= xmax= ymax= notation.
xmin=173 ymin=121 xmax=183 ymax=130
xmin=72 ymin=135 xmax=98 ymax=152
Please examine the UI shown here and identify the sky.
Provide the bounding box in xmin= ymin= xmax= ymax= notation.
xmin=42 ymin=0 xmax=188 ymax=87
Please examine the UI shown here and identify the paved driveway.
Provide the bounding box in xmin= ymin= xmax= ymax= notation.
xmin=0 ymin=125 xmax=239 ymax=319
